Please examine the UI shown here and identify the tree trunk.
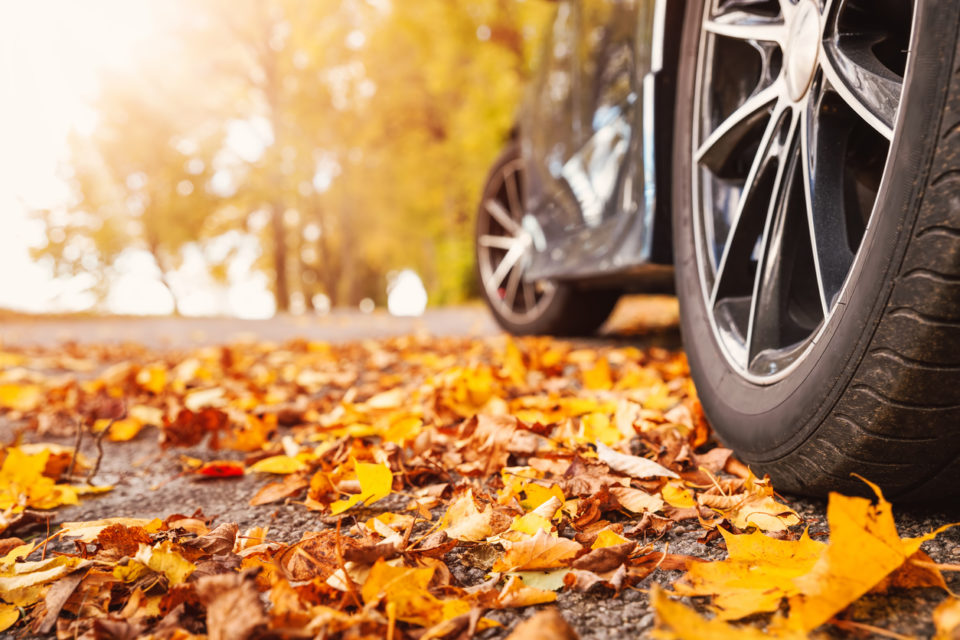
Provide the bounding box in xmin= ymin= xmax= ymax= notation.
xmin=271 ymin=202 xmax=289 ymax=312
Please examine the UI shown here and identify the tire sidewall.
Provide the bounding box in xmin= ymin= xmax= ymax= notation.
xmin=672 ymin=0 xmax=958 ymax=461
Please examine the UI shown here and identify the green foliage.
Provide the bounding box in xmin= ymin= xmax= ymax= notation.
xmin=33 ymin=0 xmax=553 ymax=312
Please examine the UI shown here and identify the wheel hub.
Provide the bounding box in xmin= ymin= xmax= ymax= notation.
xmin=785 ymin=1 xmax=821 ymax=102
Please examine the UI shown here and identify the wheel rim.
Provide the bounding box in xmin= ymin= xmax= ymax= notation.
xmin=691 ymin=0 xmax=916 ymax=382
xmin=477 ymin=157 xmax=556 ymax=324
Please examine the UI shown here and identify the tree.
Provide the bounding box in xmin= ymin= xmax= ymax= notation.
xmin=34 ymin=0 xmax=553 ymax=313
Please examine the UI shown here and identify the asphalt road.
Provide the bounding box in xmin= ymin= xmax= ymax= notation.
xmin=2 ymin=301 xmax=958 ymax=639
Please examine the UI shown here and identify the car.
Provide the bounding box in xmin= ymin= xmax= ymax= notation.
xmin=475 ymin=0 xmax=960 ymax=499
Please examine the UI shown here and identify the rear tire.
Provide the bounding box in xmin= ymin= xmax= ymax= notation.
xmin=672 ymin=0 xmax=960 ymax=498
xmin=476 ymin=144 xmax=620 ymax=336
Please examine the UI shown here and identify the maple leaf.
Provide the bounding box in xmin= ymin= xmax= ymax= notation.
xmin=673 ymin=527 xmax=825 ymax=620
xmin=493 ymin=529 xmax=582 ymax=572
xmin=652 ymin=586 xmax=805 ymax=640
xmin=329 ymin=459 xmax=393 ymax=514
xmin=360 ymin=559 xmax=470 ymax=628
xmin=673 ymin=478 xmax=958 ymax=632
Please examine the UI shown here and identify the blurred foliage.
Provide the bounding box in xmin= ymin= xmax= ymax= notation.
xmin=32 ymin=0 xmax=553 ymax=311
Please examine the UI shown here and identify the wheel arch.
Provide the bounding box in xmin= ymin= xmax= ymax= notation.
xmin=647 ymin=0 xmax=688 ymax=266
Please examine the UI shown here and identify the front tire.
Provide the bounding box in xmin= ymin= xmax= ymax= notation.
xmin=673 ymin=0 xmax=960 ymax=498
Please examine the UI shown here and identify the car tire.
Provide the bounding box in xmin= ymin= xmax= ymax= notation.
xmin=672 ymin=0 xmax=960 ymax=498
xmin=476 ymin=144 xmax=620 ymax=336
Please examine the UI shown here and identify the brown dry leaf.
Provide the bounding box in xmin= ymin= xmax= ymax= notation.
xmin=609 ymin=486 xmax=664 ymax=514
xmin=441 ymin=490 xmax=511 ymax=542
xmin=505 ymin=608 xmax=579 ymax=640
xmin=279 ymin=530 xmax=359 ymax=582
xmin=571 ymin=541 xmax=635 ymax=573
xmin=195 ymin=570 xmax=266 ymax=640
xmin=493 ymin=529 xmax=582 ymax=572
xmin=183 ymin=523 xmax=239 ymax=556
xmin=249 ymin=473 xmax=308 ymax=506
xmin=595 ymin=442 xmax=679 ymax=479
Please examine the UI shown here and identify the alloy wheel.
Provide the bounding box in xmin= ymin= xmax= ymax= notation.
xmin=477 ymin=157 xmax=556 ymax=325
xmin=692 ymin=0 xmax=916 ymax=381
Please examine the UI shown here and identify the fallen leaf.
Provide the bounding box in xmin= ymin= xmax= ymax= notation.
xmin=652 ymin=586 xmax=804 ymax=640
xmin=196 ymin=460 xmax=246 ymax=478
xmin=329 ymin=459 xmax=393 ymax=514
xmin=934 ymin=597 xmax=960 ymax=640
xmin=595 ymin=442 xmax=679 ymax=479
xmin=249 ymin=455 xmax=306 ymax=475
xmin=505 ymin=608 xmax=579 ymax=640
xmin=496 ymin=575 xmax=557 ymax=608
xmin=196 ymin=569 xmax=266 ymax=640
xmin=493 ymin=529 xmax=582 ymax=572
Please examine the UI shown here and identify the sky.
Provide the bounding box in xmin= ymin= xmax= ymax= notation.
xmin=0 ymin=1 xmax=280 ymax=317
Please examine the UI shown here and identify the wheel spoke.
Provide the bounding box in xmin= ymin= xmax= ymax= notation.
xmin=696 ymin=83 xmax=782 ymax=172
xmin=488 ymin=242 xmax=525 ymax=290
xmin=478 ymin=234 xmax=517 ymax=251
xmin=504 ymin=166 xmax=524 ymax=221
xmin=710 ymin=101 xmax=788 ymax=306
xmin=746 ymin=113 xmax=801 ymax=364
xmin=503 ymin=261 xmax=523 ymax=311
xmin=704 ymin=10 xmax=786 ymax=44
xmin=484 ymin=199 xmax=521 ymax=235
xmin=522 ymin=280 xmax=536 ymax=312
xmin=800 ymin=83 xmax=856 ymax=313
xmin=820 ymin=35 xmax=902 ymax=139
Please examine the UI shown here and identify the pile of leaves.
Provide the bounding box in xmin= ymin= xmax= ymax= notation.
xmin=0 ymin=335 xmax=957 ymax=638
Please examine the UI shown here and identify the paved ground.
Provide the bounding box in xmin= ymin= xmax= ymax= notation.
xmin=2 ymin=300 xmax=958 ymax=638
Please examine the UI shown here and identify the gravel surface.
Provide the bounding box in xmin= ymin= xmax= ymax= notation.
xmin=1 ymin=307 xmax=958 ymax=639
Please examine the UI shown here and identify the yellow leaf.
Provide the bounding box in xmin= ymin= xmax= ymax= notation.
xmin=95 ymin=417 xmax=144 ymax=441
xmin=329 ymin=460 xmax=393 ymax=515
xmin=0 ymin=557 xmax=82 ymax=606
xmin=493 ymin=529 xmax=582 ymax=572
xmin=135 ymin=541 xmax=195 ymax=585
xmin=934 ymin=597 xmax=960 ymax=640
xmin=592 ymin=529 xmax=630 ymax=549
xmin=674 ymin=528 xmax=825 ymax=620
xmin=662 ymin=483 xmax=697 ymax=509
xmin=509 ymin=513 xmax=554 ymax=536
xmin=781 ymin=479 xmax=955 ymax=632
xmin=384 ymin=416 xmax=422 ymax=445
xmin=652 ymin=586 xmax=804 ymax=640
xmin=440 ymin=490 xmax=508 ymax=541
xmin=0 ymin=603 xmax=18 ymax=632
xmin=580 ymin=413 xmax=623 ymax=446
xmin=504 ymin=569 xmax=570 ymax=592
xmin=360 ymin=560 xmax=468 ymax=628
xmin=0 ymin=447 xmax=82 ymax=511
xmin=250 ymin=455 xmax=307 ymax=475
xmin=496 ymin=575 xmax=557 ymax=608
xmin=136 ymin=364 xmax=167 ymax=394
xmin=0 ymin=384 xmax=42 ymax=411
xmin=582 ymin=358 xmax=612 ymax=391
xmin=520 ymin=483 xmax=564 ymax=512
xmin=365 ymin=388 xmax=406 ymax=409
